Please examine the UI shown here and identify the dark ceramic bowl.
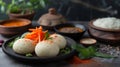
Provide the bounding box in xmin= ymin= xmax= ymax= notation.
xmin=54 ymin=23 xmax=86 ymax=40
xmin=88 ymin=20 xmax=120 ymax=44
xmin=0 ymin=19 xmax=32 ymax=37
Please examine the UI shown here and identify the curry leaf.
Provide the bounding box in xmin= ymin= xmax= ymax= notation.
xmin=8 ymin=37 xmax=20 ymax=48
xmin=44 ymin=32 xmax=52 ymax=40
xmin=95 ymin=52 xmax=116 ymax=58
xmin=72 ymin=44 xmax=115 ymax=59
xmin=26 ymin=53 xmax=33 ymax=57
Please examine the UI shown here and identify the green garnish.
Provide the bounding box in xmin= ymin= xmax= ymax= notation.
xmin=59 ymin=47 xmax=71 ymax=55
xmin=25 ymin=53 xmax=33 ymax=57
xmin=72 ymin=44 xmax=116 ymax=59
xmin=8 ymin=37 xmax=20 ymax=48
xmin=44 ymin=32 xmax=49 ymax=39
xmin=95 ymin=52 xmax=116 ymax=58
xmin=44 ymin=32 xmax=53 ymax=40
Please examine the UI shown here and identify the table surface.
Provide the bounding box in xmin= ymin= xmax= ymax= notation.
xmin=0 ymin=21 xmax=120 ymax=67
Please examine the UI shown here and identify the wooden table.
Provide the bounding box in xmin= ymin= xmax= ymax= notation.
xmin=0 ymin=21 xmax=120 ymax=67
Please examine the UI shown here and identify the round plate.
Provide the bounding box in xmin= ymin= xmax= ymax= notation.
xmin=2 ymin=35 xmax=76 ymax=63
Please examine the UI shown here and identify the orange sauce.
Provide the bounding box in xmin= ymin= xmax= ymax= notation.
xmin=1 ymin=21 xmax=29 ymax=27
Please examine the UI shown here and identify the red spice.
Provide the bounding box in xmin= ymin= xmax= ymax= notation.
xmin=69 ymin=56 xmax=94 ymax=64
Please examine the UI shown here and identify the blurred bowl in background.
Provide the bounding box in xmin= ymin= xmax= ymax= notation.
xmin=0 ymin=19 xmax=32 ymax=37
xmin=54 ymin=23 xmax=86 ymax=40
xmin=88 ymin=20 xmax=120 ymax=44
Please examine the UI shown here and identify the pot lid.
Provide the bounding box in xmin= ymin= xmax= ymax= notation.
xmin=38 ymin=8 xmax=65 ymax=22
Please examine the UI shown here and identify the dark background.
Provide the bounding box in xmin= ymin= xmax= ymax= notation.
xmin=0 ymin=0 xmax=120 ymax=21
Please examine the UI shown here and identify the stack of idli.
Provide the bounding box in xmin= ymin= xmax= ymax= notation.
xmin=12 ymin=34 xmax=67 ymax=58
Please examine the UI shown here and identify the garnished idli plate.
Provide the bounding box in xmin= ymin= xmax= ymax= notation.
xmin=2 ymin=35 xmax=76 ymax=63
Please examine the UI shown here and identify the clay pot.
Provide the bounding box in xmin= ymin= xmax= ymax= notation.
xmin=0 ymin=19 xmax=32 ymax=37
xmin=8 ymin=11 xmax=35 ymax=20
xmin=38 ymin=8 xmax=66 ymax=30
xmin=88 ymin=20 xmax=120 ymax=44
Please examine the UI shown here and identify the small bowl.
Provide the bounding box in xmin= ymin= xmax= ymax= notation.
xmin=0 ymin=19 xmax=32 ymax=37
xmin=80 ymin=38 xmax=97 ymax=47
xmin=54 ymin=23 xmax=86 ymax=40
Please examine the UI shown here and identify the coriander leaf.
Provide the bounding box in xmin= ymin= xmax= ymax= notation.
xmin=95 ymin=52 xmax=116 ymax=58
xmin=44 ymin=32 xmax=49 ymax=40
xmin=72 ymin=44 xmax=97 ymax=59
xmin=8 ymin=37 xmax=20 ymax=48
xmin=71 ymin=44 xmax=84 ymax=51
xmin=8 ymin=41 xmax=14 ymax=48
xmin=78 ymin=47 xmax=94 ymax=59
xmin=44 ymin=32 xmax=52 ymax=40
xmin=26 ymin=53 xmax=33 ymax=57
xmin=60 ymin=47 xmax=71 ymax=55
xmin=87 ymin=46 xmax=96 ymax=56
xmin=72 ymin=44 xmax=116 ymax=59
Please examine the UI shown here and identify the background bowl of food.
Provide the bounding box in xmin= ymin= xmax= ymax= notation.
xmin=54 ymin=23 xmax=86 ymax=40
xmin=0 ymin=19 xmax=32 ymax=37
xmin=88 ymin=17 xmax=120 ymax=44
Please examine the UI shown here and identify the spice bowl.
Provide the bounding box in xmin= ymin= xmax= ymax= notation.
xmin=54 ymin=23 xmax=86 ymax=40
xmin=0 ymin=19 xmax=32 ymax=37
xmin=80 ymin=38 xmax=97 ymax=47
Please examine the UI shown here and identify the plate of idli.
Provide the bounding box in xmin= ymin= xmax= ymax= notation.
xmin=2 ymin=26 xmax=76 ymax=63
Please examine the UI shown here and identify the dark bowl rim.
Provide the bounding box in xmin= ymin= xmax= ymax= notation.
xmin=54 ymin=23 xmax=86 ymax=34
xmin=88 ymin=29 xmax=120 ymax=41
xmin=0 ymin=19 xmax=31 ymax=28
xmin=89 ymin=20 xmax=120 ymax=32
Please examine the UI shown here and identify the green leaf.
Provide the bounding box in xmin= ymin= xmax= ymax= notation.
xmin=8 ymin=41 xmax=14 ymax=48
xmin=71 ymin=44 xmax=84 ymax=51
xmin=78 ymin=53 xmax=88 ymax=59
xmin=8 ymin=37 xmax=20 ymax=48
xmin=44 ymin=32 xmax=50 ymax=40
xmin=7 ymin=5 xmax=20 ymax=13
xmin=60 ymin=47 xmax=71 ymax=55
xmin=26 ymin=53 xmax=33 ymax=57
xmin=72 ymin=44 xmax=97 ymax=59
xmin=11 ymin=0 xmax=15 ymax=4
xmin=72 ymin=44 xmax=116 ymax=59
xmin=1 ymin=6 xmax=5 ymax=12
xmin=40 ymin=0 xmax=46 ymax=8
xmin=87 ymin=46 xmax=96 ymax=56
xmin=0 ymin=0 xmax=50 ymax=14
xmin=78 ymin=47 xmax=94 ymax=59
xmin=95 ymin=52 xmax=116 ymax=58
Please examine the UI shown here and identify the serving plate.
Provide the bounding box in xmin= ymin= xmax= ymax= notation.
xmin=2 ymin=35 xmax=76 ymax=63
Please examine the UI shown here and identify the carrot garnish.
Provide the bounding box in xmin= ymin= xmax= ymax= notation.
xmin=24 ymin=26 xmax=48 ymax=45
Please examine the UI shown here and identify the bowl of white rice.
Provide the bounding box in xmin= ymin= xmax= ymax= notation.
xmin=88 ymin=17 xmax=120 ymax=44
